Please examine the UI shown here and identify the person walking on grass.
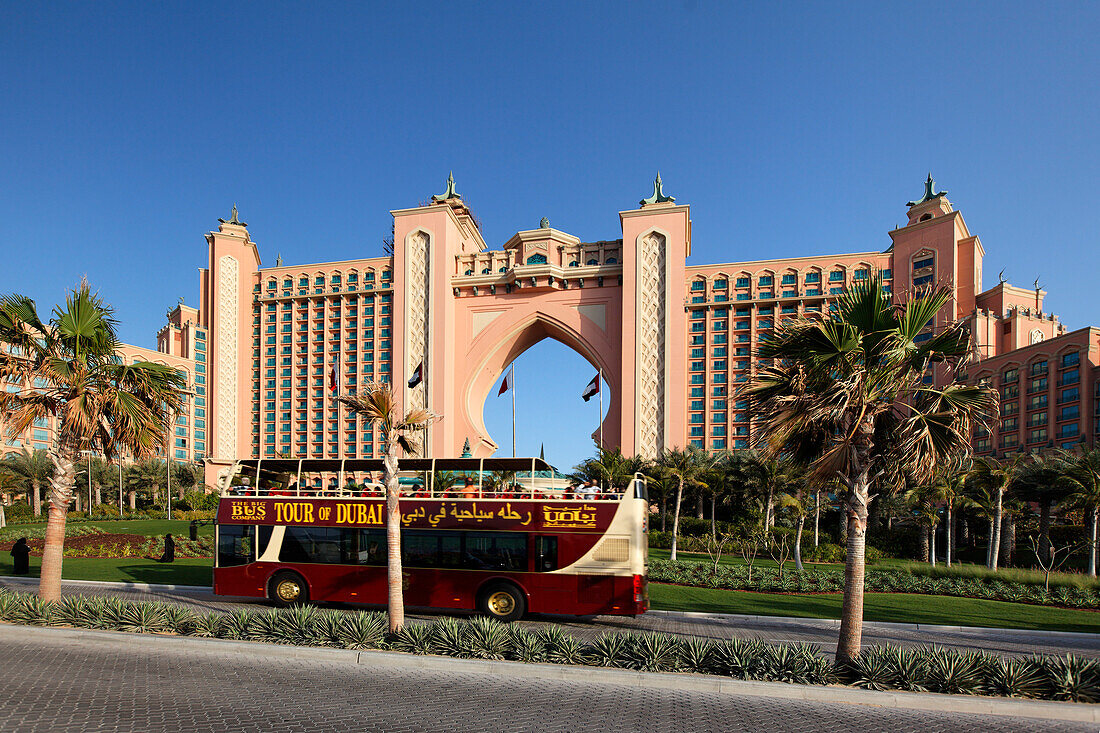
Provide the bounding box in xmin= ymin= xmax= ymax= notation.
xmin=10 ymin=537 xmax=30 ymax=575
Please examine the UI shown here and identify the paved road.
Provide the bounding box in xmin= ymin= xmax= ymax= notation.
xmin=3 ymin=577 xmax=1099 ymax=659
xmin=0 ymin=627 xmax=1089 ymax=733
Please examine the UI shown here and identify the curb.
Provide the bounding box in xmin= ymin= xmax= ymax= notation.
xmin=647 ymin=609 xmax=1100 ymax=642
xmin=0 ymin=577 xmax=211 ymax=593
xmin=3 ymin=624 xmax=1097 ymax=723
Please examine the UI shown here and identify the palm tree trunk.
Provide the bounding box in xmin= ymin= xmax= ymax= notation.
xmin=32 ymin=479 xmax=41 ymax=517
xmin=128 ymin=491 xmax=137 ymax=510
xmin=40 ymin=451 xmax=76 ymax=602
xmin=794 ymin=515 xmax=805 ymax=571
xmin=383 ymin=442 xmax=405 ymax=633
xmin=991 ymin=489 xmax=1004 ymax=571
xmin=94 ymin=483 xmax=102 ymax=507
xmin=765 ymin=488 xmax=774 ymax=529
xmin=986 ymin=518 xmax=995 ymax=569
xmin=710 ymin=494 xmax=716 ymax=541
xmin=929 ymin=525 xmax=936 ymax=567
xmin=1090 ymin=508 xmax=1098 ymax=578
xmin=670 ymin=478 xmax=685 ymax=562
xmin=919 ymin=524 xmax=929 ymax=563
xmin=836 ymin=468 xmax=870 ymax=664
xmin=74 ymin=493 xmax=82 ymax=513
xmin=999 ymin=514 xmax=1014 ymax=567
xmin=660 ymin=491 xmax=667 ymax=533
xmin=945 ymin=504 xmax=953 ymax=567
xmin=695 ymin=493 xmax=703 ymax=520
xmin=813 ymin=491 xmax=820 ymax=547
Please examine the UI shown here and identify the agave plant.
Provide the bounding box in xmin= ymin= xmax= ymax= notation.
xmin=1043 ymin=655 xmax=1100 ymax=703
xmin=505 ymin=626 xmax=546 ymax=663
xmin=925 ymin=648 xmax=984 ymax=695
xmin=338 ymin=611 xmax=389 ymax=650
xmin=0 ymin=591 xmax=21 ymax=621
xmin=889 ymin=646 xmax=929 ymax=692
xmin=160 ymin=604 xmax=196 ymax=635
xmin=711 ymin=638 xmax=762 ymax=680
xmin=118 ymin=602 xmax=169 ymax=634
xmin=14 ymin=595 xmax=54 ymax=626
xmin=98 ymin=597 xmax=131 ymax=631
xmin=677 ymin=635 xmax=715 ymax=674
xmin=311 ymin=608 xmax=345 ymax=648
xmin=626 ymin=631 xmax=681 ymax=673
xmin=220 ymin=609 xmax=257 ymax=640
xmin=430 ymin=617 xmax=468 ymax=657
xmin=248 ymin=609 xmax=286 ymax=644
xmin=984 ymin=656 xmax=1046 ymax=699
xmin=760 ymin=643 xmax=820 ymax=684
xmin=192 ymin=612 xmax=224 ymax=638
xmin=586 ymin=632 xmax=631 ymax=668
xmin=277 ymin=605 xmax=320 ymax=646
xmin=844 ymin=646 xmax=898 ymax=691
xmin=463 ymin=616 xmax=511 ymax=660
xmin=390 ymin=622 xmax=435 ymax=655
xmin=537 ymin=626 xmax=584 ymax=665
xmin=51 ymin=595 xmax=91 ymax=627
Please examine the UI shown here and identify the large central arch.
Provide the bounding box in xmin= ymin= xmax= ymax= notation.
xmin=390 ymin=196 xmax=691 ymax=459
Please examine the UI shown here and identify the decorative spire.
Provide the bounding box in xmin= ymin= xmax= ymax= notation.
xmin=432 ymin=171 xmax=461 ymax=202
xmin=640 ymin=172 xmax=675 ymax=205
xmin=218 ymin=203 xmax=246 ymax=226
xmin=276 ymin=253 xmax=284 ymax=267
xmin=907 ymin=173 xmax=947 ymax=207
xmin=461 ymin=438 xmax=472 ymax=458
xmin=539 ymin=217 xmax=550 ymax=229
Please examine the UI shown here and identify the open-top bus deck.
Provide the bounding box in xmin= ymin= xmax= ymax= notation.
xmin=213 ymin=458 xmax=649 ymax=620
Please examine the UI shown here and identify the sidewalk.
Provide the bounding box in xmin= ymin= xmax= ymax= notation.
xmin=2 ymin=624 xmax=1096 ymax=724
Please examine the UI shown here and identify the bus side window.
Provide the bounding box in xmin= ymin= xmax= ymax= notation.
xmin=358 ymin=529 xmax=387 ymax=565
xmin=536 ymin=536 xmax=558 ymax=572
xmin=218 ymin=525 xmax=253 ymax=567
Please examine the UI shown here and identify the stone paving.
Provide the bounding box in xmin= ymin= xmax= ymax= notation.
xmin=3 ymin=576 xmax=1099 ymax=659
xmin=0 ymin=627 xmax=1091 ymax=733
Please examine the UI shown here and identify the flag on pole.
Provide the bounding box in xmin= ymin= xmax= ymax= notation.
xmin=498 ymin=372 xmax=510 ymax=396
xmin=329 ymin=358 xmax=339 ymax=393
xmin=407 ymin=362 xmax=423 ymax=388
xmin=582 ymin=373 xmax=600 ymax=402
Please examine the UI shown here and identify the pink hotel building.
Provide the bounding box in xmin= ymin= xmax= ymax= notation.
xmin=5 ymin=175 xmax=1097 ymax=485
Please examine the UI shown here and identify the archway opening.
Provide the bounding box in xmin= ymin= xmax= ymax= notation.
xmin=482 ymin=337 xmax=610 ymax=472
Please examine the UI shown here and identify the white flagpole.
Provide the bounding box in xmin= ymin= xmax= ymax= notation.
xmin=598 ymin=370 xmax=603 ymax=450
xmin=511 ymin=363 xmax=516 ymax=458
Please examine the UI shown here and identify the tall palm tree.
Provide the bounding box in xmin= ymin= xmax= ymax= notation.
xmin=742 ymin=451 xmax=800 ymax=530
xmin=1055 ymin=447 xmax=1100 ymax=576
xmin=75 ymin=455 xmax=113 ymax=508
xmin=933 ymin=461 xmax=968 ymax=566
xmin=0 ymin=283 xmax=185 ymax=601
xmin=656 ymin=447 xmax=715 ymax=561
xmin=573 ymin=445 xmax=648 ymax=492
xmin=904 ymin=480 xmax=944 ymax=565
xmin=745 ymin=278 xmax=995 ymax=663
xmin=1013 ymin=456 xmax=1069 ymax=561
xmin=966 ymin=454 xmax=1025 ymax=570
xmin=339 ymin=384 xmax=435 ymax=633
xmin=775 ymin=490 xmax=809 ymax=570
xmin=3 ymin=448 xmax=54 ymax=516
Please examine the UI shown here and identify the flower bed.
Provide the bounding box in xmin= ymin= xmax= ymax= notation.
xmin=0 ymin=589 xmax=1096 ymax=703
xmin=0 ymin=529 xmax=214 ymax=559
xmin=649 ymin=559 xmax=1100 ymax=610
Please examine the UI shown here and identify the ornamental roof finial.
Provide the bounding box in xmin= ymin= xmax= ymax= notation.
xmin=640 ymin=171 xmax=675 ymax=206
xmin=907 ymin=173 xmax=947 ymax=207
xmin=218 ymin=203 xmax=246 ymax=226
xmin=276 ymin=253 xmax=284 ymax=267
xmin=461 ymin=438 xmax=472 ymax=458
xmin=539 ymin=217 xmax=550 ymax=229
xmin=432 ymin=171 xmax=461 ymax=203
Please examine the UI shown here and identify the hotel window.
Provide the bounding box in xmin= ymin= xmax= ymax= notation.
xmin=1000 ymin=417 xmax=1018 ymax=432
xmin=759 ymin=291 xmax=773 ymax=299
xmin=806 ymin=288 xmax=821 ymax=296
xmin=781 ymin=274 xmax=796 ymax=285
xmin=1001 ymin=434 xmax=1019 ymax=449
xmin=829 ymin=271 xmax=845 ymax=282
xmin=1059 ymin=387 xmax=1079 ymax=403
xmin=713 ymin=334 xmax=728 ymax=344
xmin=691 ymin=280 xmax=706 ymax=291
xmin=712 ymin=347 xmax=727 ymax=357
xmin=1028 ymin=427 xmax=1047 ymax=444
xmin=713 ymin=279 xmax=727 ymax=289
xmin=690 ymin=413 xmax=704 ymax=424
xmin=913 ymin=274 xmax=934 ymax=286
xmin=691 ymin=360 xmax=705 ymax=371
xmin=913 ymin=256 xmax=934 ymax=270
xmin=758 ymin=275 xmax=773 ymax=286
xmin=691 ymin=387 xmax=704 ymax=397
xmin=1002 ymin=368 xmax=1018 ymax=383
xmin=829 ymin=287 xmax=844 ymax=295
xmin=1027 ymin=376 xmax=1047 ymax=394
xmin=690 ymin=427 xmax=704 ymax=437
xmin=712 ymin=399 xmax=727 ymax=409
xmin=805 ymin=272 xmax=820 ymax=284
xmin=1030 ymin=360 xmax=1048 ymax=376
xmin=781 ymin=290 xmax=797 ymax=298
xmin=853 ymin=269 xmax=870 ymax=280
xmin=1061 ymin=351 xmax=1080 ymax=368
xmin=735 ymin=277 xmax=750 ymax=288
xmin=1060 ymin=368 xmax=1080 ymax=386
xmin=712 ymin=426 xmax=726 ymax=436
xmin=690 ymin=348 xmax=704 ymax=358
xmin=1059 ymin=423 xmax=1080 ymax=439
xmin=690 ymin=400 xmax=704 ymax=410
xmin=879 ymin=269 xmax=892 ymax=280
xmin=1002 ymin=401 xmax=1019 ymax=416
xmin=1059 ymin=405 xmax=1080 ymax=421
xmin=712 ymin=360 xmax=726 ymax=370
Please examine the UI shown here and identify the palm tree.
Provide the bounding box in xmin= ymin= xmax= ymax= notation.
xmin=1013 ymin=456 xmax=1069 ymax=561
xmin=743 ymin=452 xmax=801 ymax=530
xmin=75 ymin=455 xmax=113 ymax=508
xmin=0 ymin=283 xmax=185 ymax=601
xmin=1055 ymin=447 xmax=1100 ymax=576
xmin=966 ymin=454 xmax=1025 ymax=570
xmin=904 ymin=480 xmax=944 ymax=565
xmin=656 ymin=447 xmax=715 ymax=561
xmin=573 ymin=445 xmax=648 ymax=492
xmin=339 ymin=384 xmax=435 ymax=632
xmin=3 ymin=448 xmax=54 ymax=516
xmin=934 ymin=461 xmax=968 ymax=566
xmin=745 ymin=278 xmax=995 ymax=663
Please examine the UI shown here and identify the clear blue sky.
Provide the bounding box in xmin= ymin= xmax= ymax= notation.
xmin=2 ymin=3 xmax=1097 ymax=470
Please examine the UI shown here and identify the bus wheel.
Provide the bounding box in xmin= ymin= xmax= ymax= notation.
xmin=478 ymin=582 xmax=525 ymax=623
xmin=269 ymin=571 xmax=309 ymax=607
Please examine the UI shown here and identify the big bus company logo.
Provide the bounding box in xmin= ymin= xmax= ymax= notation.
xmin=228 ymin=501 xmax=266 ymax=521
xmin=541 ymin=505 xmax=600 ymax=529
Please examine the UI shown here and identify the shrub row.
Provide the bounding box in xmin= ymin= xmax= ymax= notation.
xmin=0 ymin=589 xmax=1095 ymax=703
xmin=4 ymin=509 xmax=216 ymax=525
xmin=649 ymin=559 xmax=1100 ymax=609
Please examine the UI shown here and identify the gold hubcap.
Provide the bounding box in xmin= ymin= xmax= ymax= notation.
xmin=487 ymin=591 xmax=515 ymax=617
xmin=275 ymin=579 xmax=301 ymax=602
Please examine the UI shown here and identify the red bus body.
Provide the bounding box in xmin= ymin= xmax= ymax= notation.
xmin=213 ymin=492 xmax=649 ymax=617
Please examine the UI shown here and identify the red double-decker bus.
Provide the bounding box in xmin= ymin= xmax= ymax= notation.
xmin=212 ymin=457 xmax=649 ymax=621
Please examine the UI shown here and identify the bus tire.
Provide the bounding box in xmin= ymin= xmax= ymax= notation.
xmin=477 ymin=582 xmax=526 ymax=623
xmin=269 ymin=571 xmax=310 ymax=607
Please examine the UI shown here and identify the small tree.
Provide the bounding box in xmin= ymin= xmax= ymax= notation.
xmin=767 ymin=532 xmax=792 ymax=580
xmin=704 ymin=531 xmax=734 ymax=576
xmin=1028 ymin=535 xmax=1076 ymax=592
xmin=339 ymin=384 xmax=435 ymax=632
xmin=736 ymin=531 xmax=764 ymax=584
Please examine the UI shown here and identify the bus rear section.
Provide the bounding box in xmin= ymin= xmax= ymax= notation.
xmin=214 ymin=474 xmax=648 ymax=620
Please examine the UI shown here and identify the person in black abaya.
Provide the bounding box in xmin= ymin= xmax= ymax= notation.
xmin=157 ymin=534 xmax=175 ymax=563
xmin=10 ymin=538 xmax=30 ymax=575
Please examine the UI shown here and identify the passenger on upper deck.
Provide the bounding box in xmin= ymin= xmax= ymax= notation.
xmin=460 ymin=477 xmax=478 ymax=499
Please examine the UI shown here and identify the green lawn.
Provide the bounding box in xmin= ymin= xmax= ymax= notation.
xmin=0 ymin=556 xmax=212 ymax=586
xmin=2 ymin=519 xmax=215 ymax=539
xmin=649 ymin=583 xmax=1100 ymax=633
